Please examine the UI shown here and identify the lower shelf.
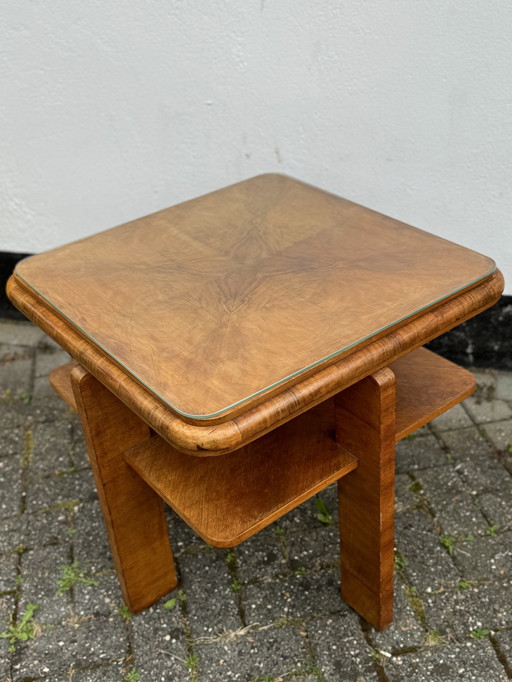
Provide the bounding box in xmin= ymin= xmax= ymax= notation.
xmin=125 ymin=401 xmax=357 ymax=547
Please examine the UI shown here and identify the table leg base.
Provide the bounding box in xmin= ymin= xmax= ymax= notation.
xmin=71 ymin=366 xmax=177 ymax=612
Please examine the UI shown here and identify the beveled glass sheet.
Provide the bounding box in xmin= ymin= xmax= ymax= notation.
xmin=15 ymin=174 xmax=495 ymax=421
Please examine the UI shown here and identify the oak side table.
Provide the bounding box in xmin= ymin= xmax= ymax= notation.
xmin=7 ymin=174 xmax=503 ymax=630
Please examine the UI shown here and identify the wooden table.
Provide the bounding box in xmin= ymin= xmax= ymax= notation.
xmin=7 ymin=174 xmax=503 ymax=630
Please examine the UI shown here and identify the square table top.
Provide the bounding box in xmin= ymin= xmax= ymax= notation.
xmin=13 ymin=174 xmax=496 ymax=426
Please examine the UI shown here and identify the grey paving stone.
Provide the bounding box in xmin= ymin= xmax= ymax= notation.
xmin=396 ymin=434 xmax=448 ymax=475
xmin=0 ymin=552 xmax=18 ymax=593
xmin=394 ymin=511 xmax=460 ymax=594
xmin=19 ymin=543 xmax=72 ymax=626
xmin=0 ymin=321 xmax=43 ymax=347
xmin=73 ymin=570 xmax=121 ymax=620
xmin=495 ymin=371 xmax=512 ymax=401
xmin=12 ymin=616 xmax=128 ymax=680
xmin=244 ymin=569 xmax=344 ymax=625
xmin=131 ymin=599 xmax=187 ymax=681
xmin=0 ymin=454 xmax=22 ymax=518
xmin=196 ymin=624 xmax=311 ymax=681
xmin=472 ymin=369 xmax=497 ymax=399
xmin=440 ymin=426 xmax=512 ymax=494
xmin=279 ymin=494 xmax=324 ymax=533
xmin=0 ymin=398 xmax=34 ymax=429
xmin=479 ymin=491 xmax=512 ymax=530
xmin=424 ymin=579 xmax=512 ymax=639
xmin=24 ymin=507 xmax=72 ymax=548
xmin=395 ymin=473 xmax=419 ymax=513
xmin=168 ymin=508 xmax=212 ymax=553
xmin=26 ymin=469 xmax=95 ymax=514
xmin=286 ymin=524 xmax=339 ymax=574
xmin=51 ymin=661 xmax=127 ymax=682
xmin=493 ymin=629 xmax=512 ymax=672
xmin=0 ymin=516 xmax=23 ymax=554
xmin=454 ymin=532 xmax=512 ymax=581
xmin=307 ymin=611 xmax=379 ymax=681
xmin=464 ymin=396 xmax=512 ymax=424
xmin=29 ymin=420 xmax=75 ymax=477
xmin=415 ymin=466 xmax=488 ymax=537
xmin=0 ymin=345 xmax=33 ymax=395
xmin=236 ymin=527 xmax=288 ymax=583
xmin=0 ymin=595 xmax=15 ymax=678
xmin=34 ymin=348 xmax=71 ymax=378
xmin=431 ymin=403 xmax=473 ymax=431
xmin=0 ymin=426 xmax=24 ymax=460
xmin=384 ymin=639 xmax=508 ymax=681
xmin=73 ymin=501 xmax=114 ymax=573
xmin=482 ymin=419 xmax=512 ymax=451
xmin=369 ymin=578 xmax=426 ymax=652
xmin=179 ymin=547 xmax=242 ymax=638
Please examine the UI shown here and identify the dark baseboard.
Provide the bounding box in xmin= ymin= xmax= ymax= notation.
xmin=1 ymin=251 xmax=510 ymax=370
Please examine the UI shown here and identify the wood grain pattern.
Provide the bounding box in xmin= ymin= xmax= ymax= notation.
xmin=49 ymin=361 xmax=79 ymax=412
xmin=71 ymin=365 xmax=177 ymax=612
xmin=6 ymin=271 xmax=503 ymax=455
xmin=391 ymin=347 xmax=476 ymax=440
xmin=336 ymin=369 xmax=396 ymax=631
xmin=13 ymin=174 xmax=496 ymax=422
xmin=124 ymin=400 xmax=357 ymax=547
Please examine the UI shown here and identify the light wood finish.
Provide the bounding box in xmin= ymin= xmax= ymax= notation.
xmin=13 ymin=174 xmax=496 ymax=423
xmin=390 ymin=347 xmax=476 ymax=441
xmin=49 ymin=361 xmax=79 ymax=412
xmin=6 ymin=270 xmax=504 ymax=455
xmin=124 ymin=400 xmax=358 ymax=547
xmin=336 ymin=369 xmax=396 ymax=631
xmin=71 ymin=365 xmax=177 ymax=612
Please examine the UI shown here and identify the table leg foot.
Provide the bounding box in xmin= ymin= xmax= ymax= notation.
xmin=71 ymin=365 xmax=177 ymax=612
xmin=335 ymin=368 xmax=396 ymax=631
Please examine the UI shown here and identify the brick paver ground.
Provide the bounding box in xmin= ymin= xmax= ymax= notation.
xmin=1 ymin=319 xmax=511 ymax=681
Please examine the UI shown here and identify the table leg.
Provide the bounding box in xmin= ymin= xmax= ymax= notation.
xmin=335 ymin=368 xmax=396 ymax=630
xmin=71 ymin=365 xmax=177 ymax=612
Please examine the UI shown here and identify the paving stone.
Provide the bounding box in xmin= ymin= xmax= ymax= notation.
xmin=0 ymin=426 xmax=24 ymax=460
xmin=279 ymin=494 xmax=325 ymax=532
xmin=384 ymin=639 xmax=508 ymax=681
xmin=395 ymin=473 xmax=419 ymax=513
xmin=396 ymin=434 xmax=448 ymax=475
xmin=395 ymin=511 xmax=460 ymax=594
xmin=307 ymin=611 xmax=379 ymax=681
xmin=196 ymin=624 xmax=311 ymax=681
xmin=286 ymin=524 xmax=339 ymax=574
xmin=19 ymin=543 xmax=72 ymax=626
xmin=479 ymin=491 xmax=512 ymax=530
xmin=415 ymin=466 xmax=488 ymax=537
xmin=24 ymin=508 xmax=72 ymax=548
xmin=244 ymin=569 xmax=344 ymax=625
xmin=73 ymin=501 xmax=114 ymax=573
xmin=493 ymin=629 xmax=512 ymax=671
xmin=424 ymin=579 xmax=512 ymax=639
xmin=26 ymin=469 xmax=95 ymax=513
xmin=0 ymin=516 xmax=23 ymax=554
xmin=453 ymin=532 xmax=512 ymax=581
xmin=73 ymin=570 xmax=121 ymax=620
xmin=0 ymin=552 xmax=19 ymax=593
xmin=168 ymin=508 xmax=212 ymax=553
xmin=131 ymin=599 xmax=187 ymax=681
xmin=236 ymin=527 xmax=288 ymax=583
xmin=0 ymin=345 xmax=33 ymax=395
xmin=51 ymin=661 xmax=127 ymax=681
xmin=431 ymin=403 xmax=473 ymax=431
xmin=0 ymin=454 xmax=22 ymax=518
xmin=440 ymin=426 xmax=512 ymax=494
xmin=12 ymin=616 xmax=128 ymax=680
xmin=482 ymin=419 xmax=512 ymax=451
xmin=496 ymin=371 xmax=512 ymax=401
xmin=179 ymin=547 xmax=242 ymax=638
xmin=0 ymin=595 xmax=15 ymax=678
xmin=464 ymin=396 xmax=512 ymax=424
xmin=34 ymin=349 xmax=71 ymax=378
xmin=29 ymin=420 xmax=74 ymax=477
xmin=472 ymin=369 xmax=497 ymax=399
xmin=369 ymin=578 xmax=426 ymax=652
xmin=0 ymin=321 xmax=43 ymax=347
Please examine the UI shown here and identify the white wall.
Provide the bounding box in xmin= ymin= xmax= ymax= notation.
xmin=1 ymin=1 xmax=511 ymax=292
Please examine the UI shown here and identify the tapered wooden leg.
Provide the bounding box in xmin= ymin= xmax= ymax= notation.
xmin=335 ymin=368 xmax=396 ymax=630
xmin=71 ymin=365 xmax=177 ymax=612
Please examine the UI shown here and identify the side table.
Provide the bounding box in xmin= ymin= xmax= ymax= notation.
xmin=7 ymin=174 xmax=503 ymax=630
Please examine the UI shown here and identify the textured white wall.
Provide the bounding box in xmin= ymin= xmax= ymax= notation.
xmin=1 ymin=1 xmax=511 ymax=292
